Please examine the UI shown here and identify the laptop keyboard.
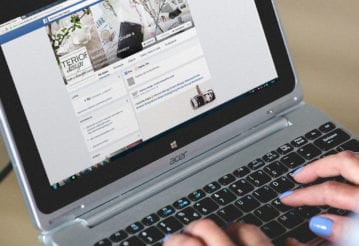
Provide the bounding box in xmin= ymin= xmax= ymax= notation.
xmin=94 ymin=122 xmax=359 ymax=246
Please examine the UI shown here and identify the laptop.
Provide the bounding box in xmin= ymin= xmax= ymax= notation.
xmin=0 ymin=0 xmax=358 ymax=245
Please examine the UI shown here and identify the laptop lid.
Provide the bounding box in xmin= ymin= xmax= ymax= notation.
xmin=0 ymin=0 xmax=301 ymax=230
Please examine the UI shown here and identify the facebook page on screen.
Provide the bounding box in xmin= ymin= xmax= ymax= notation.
xmin=0 ymin=0 xmax=278 ymax=187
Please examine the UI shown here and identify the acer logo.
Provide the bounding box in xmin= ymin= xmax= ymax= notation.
xmin=169 ymin=151 xmax=188 ymax=165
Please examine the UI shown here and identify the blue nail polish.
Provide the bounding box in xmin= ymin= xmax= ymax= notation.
xmin=279 ymin=190 xmax=293 ymax=199
xmin=292 ymin=166 xmax=304 ymax=177
xmin=309 ymin=216 xmax=333 ymax=237
xmin=163 ymin=234 xmax=171 ymax=243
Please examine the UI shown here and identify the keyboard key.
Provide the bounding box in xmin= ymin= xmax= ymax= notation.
xmin=264 ymin=161 xmax=288 ymax=178
xmin=297 ymin=144 xmax=322 ymax=160
xmin=176 ymin=207 xmax=201 ymax=225
xmin=94 ymin=239 xmax=112 ymax=246
xmin=261 ymin=221 xmax=286 ymax=239
xmin=254 ymin=204 xmax=279 ymax=222
xmin=109 ymin=230 xmax=128 ymax=242
xmin=272 ymin=198 xmax=291 ymax=212
xmin=278 ymin=209 xmax=304 ymax=229
xmin=229 ymin=179 xmax=254 ymax=196
xmin=217 ymin=204 xmax=243 ymax=223
xmin=139 ymin=227 xmax=164 ymax=244
xmin=337 ymin=139 xmax=359 ymax=153
xmin=157 ymin=217 xmax=183 ymax=234
xmin=158 ymin=205 xmax=175 ymax=218
xmin=319 ymin=122 xmax=336 ymax=133
xmin=253 ymin=185 xmax=277 ymax=203
xmin=238 ymin=214 xmax=262 ymax=226
xmin=247 ymin=170 xmax=271 ymax=187
xmin=188 ymin=189 xmax=206 ymax=201
xmin=218 ymin=174 xmax=236 ymax=185
xmin=305 ymin=129 xmax=322 ymax=140
xmin=194 ymin=197 xmax=219 ymax=215
xmin=314 ymin=129 xmax=350 ymax=151
xmin=119 ymin=236 xmax=145 ymax=246
xmin=207 ymin=214 xmax=226 ymax=227
xmin=173 ymin=198 xmax=191 ymax=210
xmin=126 ymin=222 xmax=144 ymax=234
xmin=235 ymin=195 xmax=260 ymax=212
xmin=248 ymin=159 xmax=266 ymax=170
xmin=321 ymin=150 xmax=338 ymax=158
xmin=327 ymin=208 xmax=350 ymax=216
xmin=291 ymin=136 xmax=308 ymax=147
xmin=277 ymin=143 xmax=293 ymax=155
xmin=142 ymin=214 xmax=160 ymax=226
xmin=203 ymin=182 xmax=221 ymax=193
xmin=211 ymin=188 xmax=236 ymax=206
xmin=270 ymin=176 xmax=294 ymax=193
xmin=286 ymin=223 xmax=317 ymax=243
xmin=280 ymin=152 xmax=305 ymax=169
xmin=297 ymin=206 xmax=321 ymax=219
xmin=262 ymin=151 xmax=279 ymax=162
xmin=233 ymin=166 xmax=250 ymax=178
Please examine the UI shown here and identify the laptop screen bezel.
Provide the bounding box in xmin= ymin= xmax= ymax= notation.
xmin=0 ymin=0 xmax=296 ymax=214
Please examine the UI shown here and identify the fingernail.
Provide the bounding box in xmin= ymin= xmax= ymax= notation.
xmin=163 ymin=234 xmax=171 ymax=243
xmin=279 ymin=190 xmax=293 ymax=200
xmin=309 ymin=216 xmax=333 ymax=237
xmin=292 ymin=166 xmax=304 ymax=177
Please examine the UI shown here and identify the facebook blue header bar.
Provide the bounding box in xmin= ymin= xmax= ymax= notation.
xmin=0 ymin=0 xmax=102 ymax=45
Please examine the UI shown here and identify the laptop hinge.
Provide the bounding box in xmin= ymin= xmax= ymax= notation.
xmin=80 ymin=115 xmax=292 ymax=228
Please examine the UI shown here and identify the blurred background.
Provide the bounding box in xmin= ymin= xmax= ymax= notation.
xmin=1 ymin=0 xmax=359 ymax=245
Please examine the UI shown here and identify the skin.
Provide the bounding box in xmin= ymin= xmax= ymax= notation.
xmin=164 ymin=151 xmax=359 ymax=246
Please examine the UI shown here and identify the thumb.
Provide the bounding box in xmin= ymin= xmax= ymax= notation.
xmin=309 ymin=214 xmax=349 ymax=242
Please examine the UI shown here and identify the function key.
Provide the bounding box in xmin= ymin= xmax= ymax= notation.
xmin=188 ymin=189 xmax=206 ymax=201
xmin=262 ymin=151 xmax=279 ymax=163
xmin=291 ymin=136 xmax=308 ymax=147
xmin=142 ymin=214 xmax=160 ymax=226
xmin=305 ymin=129 xmax=322 ymax=140
xmin=314 ymin=129 xmax=350 ymax=151
xmin=109 ymin=230 xmax=128 ymax=242
xmin=233 ymin=166 xmax=250 ymax=178
xmin=248 ymin=159 xmax=266 ymax=170
xmin=203 ymin=182 xmax=221 ymax=193
xmin=126 ymin=222 xmax=144 ymax=234
xmin=173 ymin=198 xmax=191 ymax=210
xmin=218 ymin=174 xmax=236 ymax=185
xmin=94 ymin=239 xmax=112 ymax=246
xmin=158 ymin=205 xmax=175 ymax=218
xmin=277 ymin=143 xmax=294 ymax=155
xmin=319 ymin=122 xmax=336 ymax=133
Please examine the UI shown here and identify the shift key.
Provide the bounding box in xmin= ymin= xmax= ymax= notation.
xmin=314 ymin=129 xmax=350 ymax=151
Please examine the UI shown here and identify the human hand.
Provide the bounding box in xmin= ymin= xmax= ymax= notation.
xmin=163 ymin=219 xmax=306 ymax=246
xmin=280 ymin=151 xmax=359 ymax=243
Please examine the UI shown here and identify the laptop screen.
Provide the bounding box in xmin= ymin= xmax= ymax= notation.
xmin=0 ymin=0 xmax=295 ymax=213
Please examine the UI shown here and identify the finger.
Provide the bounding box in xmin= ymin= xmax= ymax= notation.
xmin=293 ymin=151 xmax=359 ymax=185
xmin=163 ymin=233 xmax=205 ymax=246
xmin=225 ymin=223 xmax=273 ymax=246
xmin=309 ymin=214 xmax=351 ymax=242
xmin=184 ymin=219 xmax=235 ymax=246
xmin=285 ymin=238 xmax=308 ymax=246
xmin=280 ymin=181 xmax=359 ymax=211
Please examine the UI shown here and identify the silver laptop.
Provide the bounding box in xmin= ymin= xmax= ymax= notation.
xmin=0 ymin=0 xmax=357 ymax=245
